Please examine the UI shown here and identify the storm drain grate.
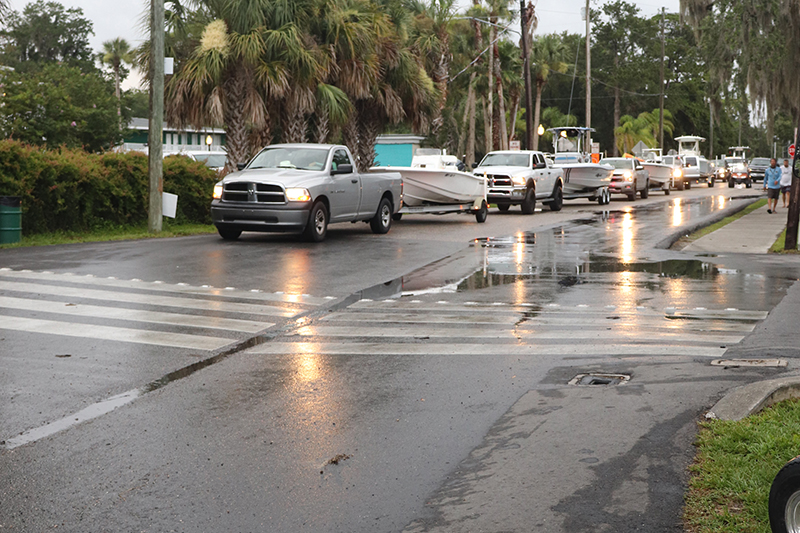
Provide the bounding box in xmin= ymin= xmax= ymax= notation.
xmin=568 ymin=373 xmax=630 ymax=386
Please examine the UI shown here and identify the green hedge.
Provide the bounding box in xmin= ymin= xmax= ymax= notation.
xmin=0 ymin=141 xmax=219 ymax=234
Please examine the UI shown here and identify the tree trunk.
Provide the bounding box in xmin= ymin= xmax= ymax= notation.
xmin=533 ymin=80 xmax=543 ymax=151
xmin=482 ymin=97 xmax=491 ymax=155
xmin=495 ymin=40 xmax=507 ymax=150
xmin=508 ymin=96 xmax=519 ymax=146
xmin=457 ymin=73 xmax=474 ymax=161
xmin=281 ymin=93 xmax=307 ymax=144
xmin=114 ymin=65 xmax=121 ymax=125
xmin=466 ymin=73 xmax=477 ymax=167
xmin=487 ymin=27 xmax=494 ymax=153
xmin=315 ymin=108 xmax=330 ymax=144
xmin=222 ymin=70 xmax=250 ymax=173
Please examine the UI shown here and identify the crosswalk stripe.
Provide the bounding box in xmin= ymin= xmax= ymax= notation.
xmin=249 ymin=342 xmax=727 ymax=357
xmin=0 ymin=280 xmax=297 ymax=318
xmin=0 ymin=269 xmax=328 ymax=306
xmin=293 ymin=325 xmax=744 ymax=344
xmin=322 ymin=312 xmax=518 ymax=324
xmin=0 ymin=315 xmax=233 ymax=350
xmin=0 ymin=295 xmax=271 ymax=333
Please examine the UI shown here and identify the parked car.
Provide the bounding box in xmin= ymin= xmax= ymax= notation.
xmin=725 ymin=157 xmax=752 ymax=187
xmin=211 ymin=144 xmax=403 ymax=242
xmin=749 ymin=157 xmax=771 ymax=182
xmin=601 ymin=157 xmax=649 ymax=200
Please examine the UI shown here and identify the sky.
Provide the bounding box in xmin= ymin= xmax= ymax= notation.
xmin=6 ymin=0 xmax=683 ymax=90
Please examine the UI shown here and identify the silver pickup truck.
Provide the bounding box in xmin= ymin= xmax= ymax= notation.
xmin=211 ymin=144 xmax=403 ymax=242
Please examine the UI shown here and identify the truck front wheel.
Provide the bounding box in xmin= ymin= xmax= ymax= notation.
xmin=548 ymin=183 xmax=563 ymax=211
xmin=304 ymin=201 xmax=328 ymax=242
xmin=370 ymin=197 xmax=393 ymax=234
xmin=521 ymin=187 xmax=536 ymax=214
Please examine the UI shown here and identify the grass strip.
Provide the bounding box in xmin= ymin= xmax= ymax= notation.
xmin=672 ymin=199 xmax=767 ymax=250
xmin=684 ymin=398 xmax=800 ymax=533
xmin=769 ymin=228 xmax=800 ymax=254
xmin=0 ymin=222 xmax=216 ymax=249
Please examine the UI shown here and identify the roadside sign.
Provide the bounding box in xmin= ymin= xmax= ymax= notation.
xmin=510 ymin=140 xmax=521 ymax=151
xmin=789 ymin=144 xmax=796 ymax=158
xmin=591 ymin=142 xmax=600 ymax=154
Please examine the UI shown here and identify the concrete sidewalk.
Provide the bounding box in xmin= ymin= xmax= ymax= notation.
xmin=683 ymin=198 xmax=785 ymax=254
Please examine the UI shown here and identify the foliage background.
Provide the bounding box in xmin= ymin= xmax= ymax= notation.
xmin=0 ymin=140 xmax=219 ymax=234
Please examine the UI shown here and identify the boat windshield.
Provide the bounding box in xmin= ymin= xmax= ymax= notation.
xmin=662 ymin=156 xmax=675 ymax=165
xmin=598 ymin=158 xmax=633 ymax=170
xmin=249 ymin=147 xmax=329 ymax=170
xmin=726 ymin=158 xmax=745 ymax=166
xmin=554 ymin=154 xmax=582 ymax=164
xmin=479 ymin=153 xmax=531 ymax=167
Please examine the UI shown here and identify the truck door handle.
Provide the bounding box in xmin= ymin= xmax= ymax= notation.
xmin=351 ymin=179 xmax=358 ymax=183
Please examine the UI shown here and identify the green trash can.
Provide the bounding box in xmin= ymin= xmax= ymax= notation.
xmin=0 ymin=196 xmax=21 ymax=244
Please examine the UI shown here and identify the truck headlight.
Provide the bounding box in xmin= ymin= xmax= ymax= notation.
xmin=672 ymin=168 xmax=683 ymax=178
xmin=213 ymin=182 xmax=223 ymax=199
xmin=285 ymin=187 xmax=311 ymax=202
xmin=512 ymin=175 xmax=527 ymax=186
xmin=622 ymin=171 xmax=633 ymax=180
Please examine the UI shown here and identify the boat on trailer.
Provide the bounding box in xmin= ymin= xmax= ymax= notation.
xmin=371 ymin=151 xmax=489 ymax=222
xmin=548 ymin=127 xmax=614 ymax=203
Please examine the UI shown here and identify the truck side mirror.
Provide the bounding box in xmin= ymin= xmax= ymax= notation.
xmin=471 ymin=162 xmax=479 ymax=169
xmin=331 ymin=163 xmax=353 ymax=175
xmin=237 ymin=163 xmax=246 ymax=170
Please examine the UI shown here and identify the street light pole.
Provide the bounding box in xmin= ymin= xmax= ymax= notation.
xmin=520 ymin=1 xmax=533 ymax=150
xmin=148 ymin=0 xmax=164 ymax=233
xmin=584 ymin=0 xmax=591 ymax=154
xmin=659 ymin=6 xmax=665 ymax=150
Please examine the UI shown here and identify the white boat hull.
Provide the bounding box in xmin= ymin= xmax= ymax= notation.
xmin=556 ymin=163 xmax=613 ymax=194
xmin=373 ymin=167 xmax=487 ymax=206
xmin=641 ymin=162 xmax=673 ymax=187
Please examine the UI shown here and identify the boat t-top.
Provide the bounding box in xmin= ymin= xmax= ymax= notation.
xmin=547 ymin=127 xmax=613 ymax=197
xmin=674 ymin=135 xmax=713 ymax=185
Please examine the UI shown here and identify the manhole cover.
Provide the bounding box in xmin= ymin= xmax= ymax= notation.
xmin=710 ymin=359 xmax=788 ymax=368
xmin=568 ymin=373 xmax=630 ymax=386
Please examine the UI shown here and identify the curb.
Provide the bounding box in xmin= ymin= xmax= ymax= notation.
xmin=654 ymin=194 xmax=764 ymax=250
xmin=706 ymin=374 xmax=800 ymax=421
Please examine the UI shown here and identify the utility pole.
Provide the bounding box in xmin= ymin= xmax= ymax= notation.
xmin=148 ymin=0 xmax=165 ymax=233
xmin=659 ymin=7 xmax=665 ymax=150
xmin=520 ymin=0 xmax=534 ymax=150
xmin=786 ymin=125 xmax=800 ymax=250
xmin=584 ymin=0 xmax=591 ymax=153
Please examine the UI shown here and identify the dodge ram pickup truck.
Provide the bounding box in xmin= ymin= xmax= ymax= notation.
xmin=211 ymin=144 xmax=403 ymax=242
xmin=472 ymin=150 xmax=562 ymax=213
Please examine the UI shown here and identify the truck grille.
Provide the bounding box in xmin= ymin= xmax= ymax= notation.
xmin=485 ymin=175 xmax=512 ymax=187
xmin=222 ymin=182 xmax=286 ymax=204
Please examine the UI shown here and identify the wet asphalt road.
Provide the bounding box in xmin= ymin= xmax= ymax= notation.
xmin=2 ymin=184 xmax=800 ymax=532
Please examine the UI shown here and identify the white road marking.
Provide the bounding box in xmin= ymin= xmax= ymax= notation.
xmin=0 ymin=295 xmax=271 ymax=333
xmin=0 ymin=280 xmax=296 ymax=318
xmin=0 ymin=269 xmax=329 ymax=305
xmin=249 ymin=342 xmax=727 ymax=358
xmin=0 ymin=315 xmax=234 ymax=350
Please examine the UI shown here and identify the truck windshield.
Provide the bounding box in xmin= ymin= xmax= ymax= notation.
xmin=249 ymin=147 xmax=329 ymax=171
xmin=751 ymin=158 xmax=770 ymax=166
xmin=598 ymin=158 xmax=633 ymax=170
xmin=479 ymin=153 xmax=530 ymax=167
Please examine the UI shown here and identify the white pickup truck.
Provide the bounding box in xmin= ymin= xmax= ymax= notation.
xmin=211 ymin=144 xmax=403 ymax=242
xmin=472 ymin=150 xmax=563 ymax=213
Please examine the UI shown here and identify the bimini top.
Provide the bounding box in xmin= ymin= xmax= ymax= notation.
xmin=547 ymin=127 xmax=596 ymax=137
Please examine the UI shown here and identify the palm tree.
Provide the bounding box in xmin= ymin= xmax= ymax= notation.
xmin=166 ymin=1 xmax=309 ymax=171
xmin=614 ymin=113 xmax=656 ymax=154
xmin=101 ymin=38 xmax=134 ymax=123
xmin=529 ymin=34 xmax=568 ymax=150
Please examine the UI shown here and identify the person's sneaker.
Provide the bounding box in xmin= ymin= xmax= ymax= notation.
xmin=768 ymin=209 xmax=772 ymax=214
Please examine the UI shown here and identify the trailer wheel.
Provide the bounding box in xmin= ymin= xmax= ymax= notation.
xmin=676 ymin=180 xmax=685 ymax=191
xmin=497 ymin=202 xmax=510 ymax=212
xmin=217 ymin=227 xmax=241 ymax=241
xmin=475 ymin=201 xmax=488 ymax=223
xmin=664 ymin=187 xmax=670 ymax=195
xmin=685 ymin=179 xmax=691 ymax=190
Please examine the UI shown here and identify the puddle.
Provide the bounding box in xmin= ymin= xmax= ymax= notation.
xmin=581 ymin=257 xmax=717 ymax=280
